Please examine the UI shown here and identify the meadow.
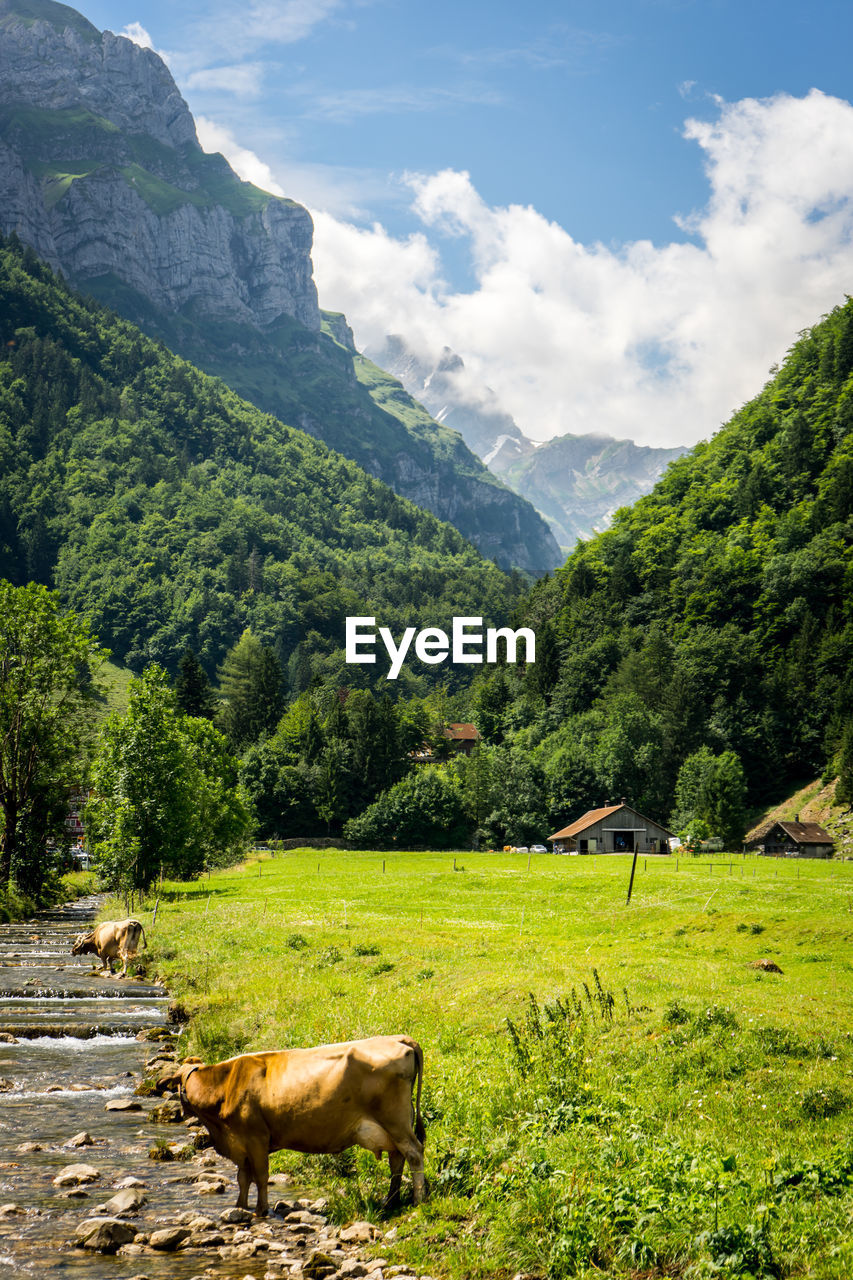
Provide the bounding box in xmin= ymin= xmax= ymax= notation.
xmin=134 ymin=849 xmax=853 ymax=1279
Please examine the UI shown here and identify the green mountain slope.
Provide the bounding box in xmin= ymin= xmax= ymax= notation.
xmin=477 ymin=301 xmax=853 ymax=825
xmin=0 ymin=0 xmax=561 ymax=571
xmin=0 ymin=234 xmax=518 ymax=688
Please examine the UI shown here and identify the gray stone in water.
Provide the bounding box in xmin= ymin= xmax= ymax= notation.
xmin=188 ymin=1215 xmax=217 ymax=1230
xmin=149 ymin=1100 xmax=184 ymax=1123
xmin=97 ymin=1187 xmax=146 ymax=1215
xmin=114 ymin=1176 xmax=147 ymax=1189
xmin=150 ymin=1225 xmax=192 ymax=1250
xmin=185 ymin=1229 xmax=227 ymax=1248
xmin=0 ymin=1033 xmax=19 ymax=1043
xmin=64 ymin=1131 xmax=94 ymax=1148
xmin=0 ymin=1204 xmax=24 ymax=1217
xmin=221 ymin=1206 xmax=255 ymax=1224
xmin=75 ymin=1216 xmax=137 ymax=1253
xmin=16 ymin=1141 xmax=42 ymax=1153
xmin=54 ymin=1163 xmax=101 ymax=1186
xmin=105 ymin=1097 xmax=142 ymax=1112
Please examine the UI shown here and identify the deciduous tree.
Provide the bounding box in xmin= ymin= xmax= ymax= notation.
xmin=0 ymin=581 xmax=105 ymax=897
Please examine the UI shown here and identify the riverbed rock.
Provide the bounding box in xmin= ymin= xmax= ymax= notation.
xmin=149 ymin=1101 xmax=184 ymax=1124
xmin=95 ymin=1187 xmax=146 ymax=1215
xmin=0 ymin=1033 xmax=18 ymax=1043
xmin=303 ymin=1250 xmax=338 ymax=1279
xmin=150 ymin=1224 xmax=192 ymax=1250
xmin=185 ymin=1230 xmax=228 ymax=1248
xmin=105 ymin=1097 xmax=142 ymax=1112
xmin=148 ymin=1144 xmax=175 ymax=1161
xmin=339 ymin=1222 xmax=379 ymax=1244
xmin=75 ymin=1216 xmax=136 ymax=1252
xmin=16 ymin=1141 xmax=42 ymax=1153
xmin=221 ymin=1207 xmax=255 ymax=1224
xmin=63 ymin=1131 xmax=94 ymax=1148
xmin=0 ymin=1204 xmax=24 ymax=1217
xmin=54 ymin=1163 xmax=101 ymax=1186
xmin=114 ymin=1176 xmax=147 ymax=1189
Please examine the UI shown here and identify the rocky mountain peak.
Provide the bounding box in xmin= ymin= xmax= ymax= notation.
xmin=0 ymin=0 xmax=197 ymax=148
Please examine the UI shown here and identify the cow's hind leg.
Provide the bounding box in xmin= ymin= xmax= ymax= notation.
xmin=384 ymin=1150 xmax=405 ymax=1211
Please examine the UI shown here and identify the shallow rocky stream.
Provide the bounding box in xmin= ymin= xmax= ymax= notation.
xmin=0 ymin=898 xmax=417 ymax=1280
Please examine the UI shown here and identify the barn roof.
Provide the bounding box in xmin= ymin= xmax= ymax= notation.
xmin=443 ymin=723 xmax=480 ymax=741
xmin=549 ymin=805 xmax=623 ymax=841
xmin=771 ymin=820 xmax=833 ymax=844
xmin=549 ymin=803 xmax=674 ymax=842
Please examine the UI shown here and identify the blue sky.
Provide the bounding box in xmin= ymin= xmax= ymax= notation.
xmin=77 ymin=0 xmax=853 ymax=447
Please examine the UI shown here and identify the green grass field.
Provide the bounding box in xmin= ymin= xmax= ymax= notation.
xmin=134 ymin=849 xmax=853 ymax=1279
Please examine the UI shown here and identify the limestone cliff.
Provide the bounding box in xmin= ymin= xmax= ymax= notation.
xmin=0 ymin=0 xmax=319 ymax=330
xmin=0 ymin=0 xmax=561 ymax=572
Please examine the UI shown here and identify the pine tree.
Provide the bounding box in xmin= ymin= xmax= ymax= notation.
xmin=217 ymin=630 xmax=284 ymax=749
xmin=175 ymin=648 xmax=216 ymax=719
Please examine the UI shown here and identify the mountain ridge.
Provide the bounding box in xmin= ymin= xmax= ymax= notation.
xmin=0 ymin=0 xmax=561 ymax=571
xmin=372 ymin=334 xmax=686 ymax=548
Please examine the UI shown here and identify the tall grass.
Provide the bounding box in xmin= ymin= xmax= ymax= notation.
xmin=124 ymin=850 xmax=853 ymax=1278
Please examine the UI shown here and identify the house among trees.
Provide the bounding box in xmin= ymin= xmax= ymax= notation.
xmin=549 ymin=802 xmax=674 ymax=855
xmin=443 ymin=723 xmax=481 ymax=756
xmin=411 ymin=723 xmax=481 ymax=763
xmin=747 ymin=818 xmax=835 ymax=859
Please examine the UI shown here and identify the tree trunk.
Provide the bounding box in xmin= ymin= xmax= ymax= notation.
xmin=0 ymin=796 xmax=18 ymax=887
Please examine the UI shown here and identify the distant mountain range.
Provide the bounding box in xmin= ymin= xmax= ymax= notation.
xmin=0 ymin=0 xmax=560 ymax=572
xmin=373 ymin=337 xmax=687 ymax=549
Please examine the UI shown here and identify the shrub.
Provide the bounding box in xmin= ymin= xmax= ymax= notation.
xmin=801 ymin=1086 xmax=849 ymax=1119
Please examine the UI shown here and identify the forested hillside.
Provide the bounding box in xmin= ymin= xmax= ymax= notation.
xmin=0 ymin=234 xmax=517 ymax=689
xmin=472 ymin=300 xmax=853 ymax=832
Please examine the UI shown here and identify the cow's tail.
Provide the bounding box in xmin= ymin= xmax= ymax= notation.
xmin=412 ymin=1040 xmax=425 ymax=1145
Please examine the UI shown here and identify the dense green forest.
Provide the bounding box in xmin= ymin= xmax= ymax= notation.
xmin=0 ymin=234 xmax=519 ymax=692
xmin=470 ymin=299 xmax=853 ymax=835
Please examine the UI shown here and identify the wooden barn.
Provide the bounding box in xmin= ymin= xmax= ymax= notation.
xmin=747 ymin=819 xmax=835 ymax=859
xmin=549 ymin=802 xmax=674 ymax=855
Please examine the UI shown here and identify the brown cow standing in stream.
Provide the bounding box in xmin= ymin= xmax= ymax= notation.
xmin=71 ymin=918 xmax=147 ymax=977
xmin=176 ymin=1035 xmax=426 ymax=1216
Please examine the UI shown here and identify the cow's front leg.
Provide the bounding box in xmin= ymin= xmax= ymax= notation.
xmin=384 ymin=1151 xmax=405 ymax=1210
xmin=252 ymin=1145 xmax=271 ymax=1216
xmin=236 ymin=1161 xmax=252 ymax=1210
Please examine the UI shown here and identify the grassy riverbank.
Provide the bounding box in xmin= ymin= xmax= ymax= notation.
xmin=129 ymin=849 xmax=853 ymax=1279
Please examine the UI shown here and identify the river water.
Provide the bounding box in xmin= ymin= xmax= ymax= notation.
xmin=0 ymin=898 xmax=355 ymax=1280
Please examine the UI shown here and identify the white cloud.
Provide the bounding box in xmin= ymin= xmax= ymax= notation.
xmin=185 ymin=63 xmax=265 ymax=99
xmin=310 ymin=90 xmax=853 ymax=449
xmin=195 ymin=117 xmax=286 ymax=196
xmin=306 ymin=83 xmax=503 ymax=123
xmin=120 ymin=21 xmax=154 ymax=48
xmin=244 ymin=0 xmax=345 ymax=45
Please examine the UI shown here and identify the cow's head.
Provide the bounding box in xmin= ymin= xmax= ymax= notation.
xmin=71 ymin=932 xmax=97 ymax=956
